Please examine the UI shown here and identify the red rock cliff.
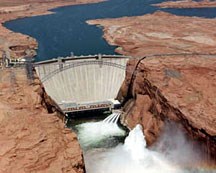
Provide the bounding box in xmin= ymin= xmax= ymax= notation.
xmin=117 ymin=54 xmax=216 ymax=160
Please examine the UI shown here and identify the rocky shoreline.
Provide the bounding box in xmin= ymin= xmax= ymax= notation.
xmin=153 ymin=0 xmax=216 ymax=9
xmin=87 ymin=11 xmax=216 ymax=57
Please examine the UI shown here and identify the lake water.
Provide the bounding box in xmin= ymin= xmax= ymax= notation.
xmin=4 ymin=0 xmax=216 ymax=61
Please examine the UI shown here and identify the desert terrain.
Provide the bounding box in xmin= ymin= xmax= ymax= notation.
xmin=88 ymin=11 xmax=216 ymax=57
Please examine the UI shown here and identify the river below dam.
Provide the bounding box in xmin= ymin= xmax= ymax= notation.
xmin=4 ymin=0 xmax=216 ymax=61
xmin=67 ymin=113 xmax=215 ymax=173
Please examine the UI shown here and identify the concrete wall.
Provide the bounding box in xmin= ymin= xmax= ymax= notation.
xmin=35 ymin=57 xmax=129 ymax=105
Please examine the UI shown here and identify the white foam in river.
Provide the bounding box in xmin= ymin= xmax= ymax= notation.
xmin=75 ymin=112 xmax=125 ymax=149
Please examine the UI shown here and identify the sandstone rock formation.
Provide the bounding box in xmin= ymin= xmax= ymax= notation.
xmin=117 ymin=54 xmax=216 ymax=160
xmin=0 ymin=68 xmax=85 ymax=173
xmin=87 ymin=11 xmax=216 ymax=57
xmin=153 ymin=0 xmax=216 ymax=9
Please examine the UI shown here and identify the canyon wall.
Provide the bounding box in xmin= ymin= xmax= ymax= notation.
xmin=117 ymin=55 xmax=216 ymax=160
xmin=0 ymin=68 xmax=85 ymax=173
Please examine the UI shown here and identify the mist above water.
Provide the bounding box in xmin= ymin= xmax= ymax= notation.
xmin=70 ymin=113 xmax=215 ymax=173
xmin=152 ymin=122 xmax=204 ymax=168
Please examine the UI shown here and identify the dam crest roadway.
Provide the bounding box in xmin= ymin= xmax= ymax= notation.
xmin=34 ymin=54 xmax=131 ymax=113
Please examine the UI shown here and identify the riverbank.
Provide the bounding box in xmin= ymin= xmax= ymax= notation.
xmin=153 ymin=0 xmax=216 ymax=9
xmin=0 ymin=0 xmax=103 ymax=60
xmin=0 ymin=67 xmax=85 ymax=173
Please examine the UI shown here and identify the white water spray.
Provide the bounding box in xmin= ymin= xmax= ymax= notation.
xmin=85 ymin=124 xmax=182 ymax=173
xmin=75 ymin=112 xmax=125 ymax=150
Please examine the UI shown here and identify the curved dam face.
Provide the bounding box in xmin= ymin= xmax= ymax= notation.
xmin=34 ymin=55 xmax=130 ymax=112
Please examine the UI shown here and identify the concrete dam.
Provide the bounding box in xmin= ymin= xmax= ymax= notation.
xmin=34 ymin=54 xmax=130 ymax=113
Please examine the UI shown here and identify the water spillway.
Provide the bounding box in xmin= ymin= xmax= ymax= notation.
xmin=103 ymin=112 xmax=121 ymax=124
xmin=34 ymin=54 xmax=130 ymax=113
